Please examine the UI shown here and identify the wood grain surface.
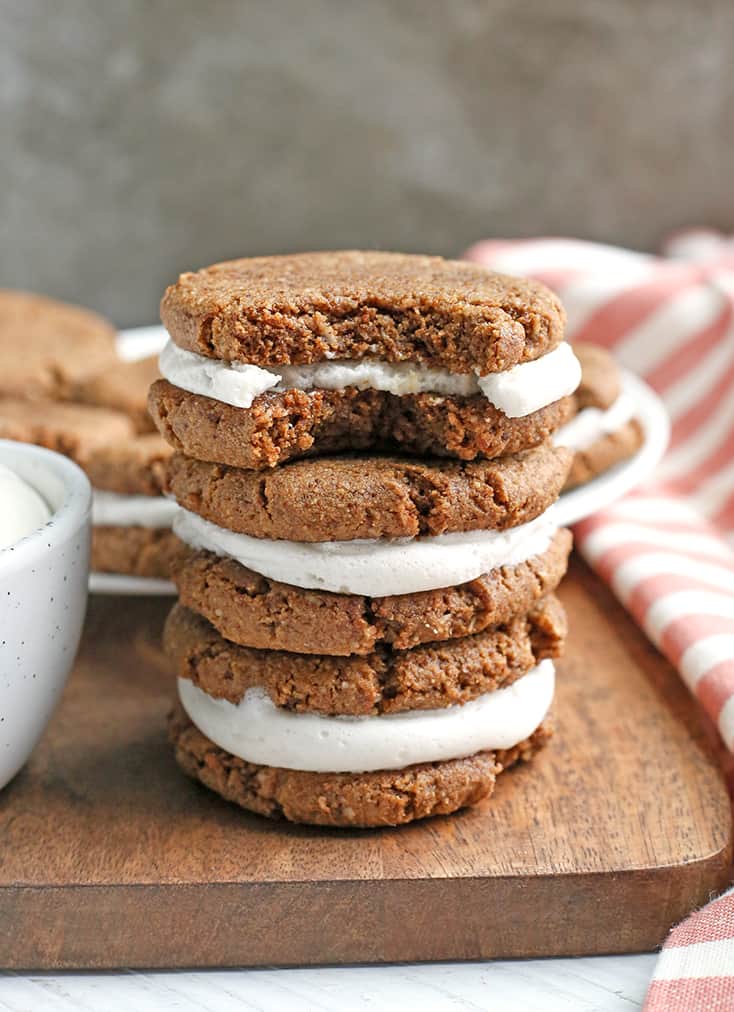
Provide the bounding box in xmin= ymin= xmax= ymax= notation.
xmin=0 ymin=556 xmax=731 ymax=970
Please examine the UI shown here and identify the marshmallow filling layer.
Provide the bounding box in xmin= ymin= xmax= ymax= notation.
xmin=92 ymin=491 xmax=178 ymax=529
xmin=160 ymin=340 xmax=581 ymax=419
xmin=554 ymin=391 xmax=637 ymax=452
xmin=178 ymin=659 xmax=554 ymax=773
xmin=173 ymin=508 xmax=556 ymax=596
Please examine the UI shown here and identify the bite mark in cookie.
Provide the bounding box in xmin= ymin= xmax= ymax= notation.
xmin=150 ymin=380 xmax=573 ymax=469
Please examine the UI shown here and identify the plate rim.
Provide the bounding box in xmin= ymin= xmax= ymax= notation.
xmin=89 ymin=572 xmax=176 ymax=596
xmin=551 ymin=369 xmax=670 ymax=527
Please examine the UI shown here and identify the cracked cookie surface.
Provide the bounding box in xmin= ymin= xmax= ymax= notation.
xmin=171 ymin=529 xmax=572 ymax=655
xmin=161 ymin=251 xmax=565 ymax=374
xmin=164 ymin=595 xmax=565 ymax=715
xmin=166 ymin=443 xmax=572 ymax=541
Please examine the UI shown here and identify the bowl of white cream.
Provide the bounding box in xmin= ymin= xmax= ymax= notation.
xmin=0 ymin=440 xmax=91 ymax=789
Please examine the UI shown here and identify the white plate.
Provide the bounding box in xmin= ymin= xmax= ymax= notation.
xmin=551 ymin=370 xmax=670 ymax=527
xmin=89 ymin=572 xmax=176 ymax=596
xmin=116 ymin=323 xmax=168 ymax=361
xmin=92 ymin=332 xmax=668 ymax=593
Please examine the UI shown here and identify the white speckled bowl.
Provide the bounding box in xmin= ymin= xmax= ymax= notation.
xmin=0 ymin=440 xmax=91 ymax=790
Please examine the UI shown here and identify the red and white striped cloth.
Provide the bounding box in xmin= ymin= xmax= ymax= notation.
xmin=466 ymin=230 xmax=734 ymax=1010
xmin=644 ymin=885 xmax=734 ymax=1010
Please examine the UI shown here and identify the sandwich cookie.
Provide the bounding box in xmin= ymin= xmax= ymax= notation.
xmin=555 ymin=343 xmax=644 ymax=490
xmin=156 ymin=254 xmax=576 ymax=828
xmin=176 ymin=657 xmax=555 ymax=773
xmin=89 ymin=434 xmax=181 ymax=578
xmin=74 ymin=358 xmax=183 ymax=577
xmin=0 ymin=396 xmax=180 ymax=578
xmin=150 ymin=251 xmax=580 ymax=467
xmin=171 ymin=527 xmax=572 ymax=655
xmin=166 ymin=607 xmax=554 ymax=829
xmin=169 ymin=703 xmax=552 ymax=827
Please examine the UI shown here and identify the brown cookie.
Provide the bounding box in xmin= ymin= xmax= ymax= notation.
xmin=0 ymin=396 xmax=134 ymax=464
xmin=85 ymin=433 xmax=172 ymax=496
xmin=150 ymin=380 xmax=573 ymax=469
xmin=0 ymin=396 xmax=172 ymax=496
xmin=75 ymin=355 xmax=160 ymax=433
xmin=163 ymin=596 xmax=565 ymax=716
xmin=561 ymin=342 xmax=643 ymax=490
xmin=161 ymin=251 xmax=565 ymax=373
xmin=172 ymin=528 xmax=572 ymax=655
xmin=0 ymin=290 xmax=118 ymax=399
xmin=168 ymin=703 xmax=551 ymax=827
xmin=564 ymin=419 xmax=644 ymax=490
xmin=166 ymin=443 xmax=572 ymax=542
xmin=92 ymin=527 xmax=184 ymax=579
xmin=572 ymin=342 xmax=621 ymax=411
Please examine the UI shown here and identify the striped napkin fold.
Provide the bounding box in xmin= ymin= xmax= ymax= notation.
xmin=465 ymin=231 xmax=734 ymax=743
xmin=466 ymin=230 xmax=734 ymax=1010
xmin=645 ymin=884 xmax=734 ymax=1009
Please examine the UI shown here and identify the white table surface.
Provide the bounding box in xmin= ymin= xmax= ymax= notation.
xmin=0 ymin=954 xmax=656 ymax=1011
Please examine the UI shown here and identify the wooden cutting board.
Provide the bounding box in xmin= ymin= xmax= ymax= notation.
xmin=0 ymin=556 xmax=731 ymax=970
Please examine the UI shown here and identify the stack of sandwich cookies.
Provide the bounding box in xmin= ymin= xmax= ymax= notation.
xmin=154 ymin=252 xmax=579 ymax=827
xmin=87 ymin=431 xmax=180 ymax=579
xmin=555 ymin=342 xmax=644 ymax=490
xmin=164 ymin=450 xmax=570 ymax=826
xmin=0 ymin=394 xmax=179 ymax=578
xmin=0 ymin=288 xmax=181 ymax=580
xmin=76 ymin=357 xmax=181 ymax=578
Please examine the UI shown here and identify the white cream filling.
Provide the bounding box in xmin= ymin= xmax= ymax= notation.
xmin=92 ymin=491 xmax=178 ymax=529
xmin=0 ymin=463 xmax=51 ymax=550
xmin=159 ymin=340 xmax=580 ymax=419
xmin=172 ymin=508 xmax=555 ymax=596
xmin=178 ymin=659 xmax=554 ymax=773
xmin=554 ymin=391 xmax=637 ymax=452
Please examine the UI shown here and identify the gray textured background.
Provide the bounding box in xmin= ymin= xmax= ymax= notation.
xmin=2 ymin=0 xmax=732 ymax=327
